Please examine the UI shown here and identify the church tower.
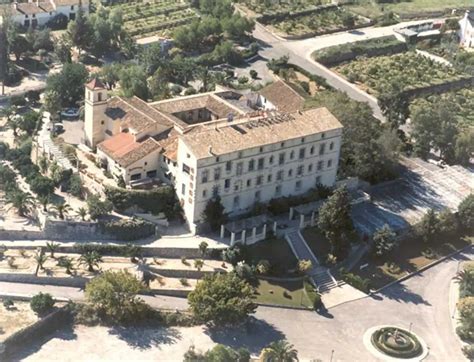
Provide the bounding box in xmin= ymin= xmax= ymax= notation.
xmin=84 ymin=78 xmax=108 ymax=149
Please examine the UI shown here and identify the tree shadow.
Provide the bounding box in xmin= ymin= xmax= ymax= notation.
xmin=316 ymin=305 xmax=334 ymax=319
xmin=107 ymin=325 xmax=182 ymax=350
xmin=376 ymin=282 xmax=431 ymax=306
xmin=204 ymin=317 xmax=285 ymax=354
xmin=9 ymin=321 xmax=77 ymax=361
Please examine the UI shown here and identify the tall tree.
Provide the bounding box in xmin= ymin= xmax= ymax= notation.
xmin=46 ymin=62 xmax=88 ymax=106
xmin=317 ymin=187 xmax=355 ymax=260
xmin=67 ymin=7 xmax=93 ymax=53
xmin=260 ymin=340 xmax=299 ymax=362
xmin=0 ymin=24 xmax=9 ymax=95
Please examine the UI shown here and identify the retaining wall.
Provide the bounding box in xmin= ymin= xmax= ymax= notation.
xmin=403 ymin=76 xmax=474 ymax=99
xmin=0 ymin=273 xmax=88 ymax=288
xmin=0 ymin=307 xmax=72 ymax=360
xmin=148 ymin=288 xmax=191 ymax=298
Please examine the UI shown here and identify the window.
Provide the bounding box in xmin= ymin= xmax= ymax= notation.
xmin=224 ymin=178 xmax=231 ymax=189
xmin=70 ymin=5 xmax=74 ymax=10
xmin=233 ymin=196 xmax=240 ymax=208
xmin=236 ymin=162 xmax=243 ymax=175
xmin=321 ymin=132 xmax=326 ymax=139
xmin=182 ymin=163 xmax=191 ymax=174
xmin=202 ymin=189 xmax=207 ymax=198
xmin=278 ymin=153 xmax=285 ymax=165
xmin=248 ymin=159 xmax=255 ymax=172
xmin=187 ymin=153 xmax=190 ymax=158
xmin=275 ymin=185 xmax=282 ymax=196
xmin=301 ymin=137 xmax=305 ymax=143
xmin=225 ymin=161 xmax=232 ymax=172
xmin=297 ymin=165 xmax=304 ymax=176
xmin=281 ymin=142 xmax=285 ymax=148
xmin=316 ymin=175 xmax=322 ymax=184
xmin=310 ymin=146 xmax=315 ymax=155
xmin=269 ymin=155 xmax=274 ymax=164
xmin=299 ymin=148 xmax=305 ymax=159
xmin=319 ymin=143 xmax=326 ymax=155
xmin=131 ymin=173 xmax=141 ymax=181
xmin=201 ymin=170 xmax=209 ymax=183
xmin=256 ymin=175 xmax=263 ymax=186
xmin=238 ymin=151 xmax=243 ymax=158
xmin=317 ymin=161 xmax=323 ymax=171
xmin=181 ymin=184 xmax=186 ymax=195
xmin=308 ymin=164 xmax=313 ymax=172
xmin=329 ymin=141 xmax=334 ymax=151
xmin=267 ymin=174 xmax=272 ymax=183
xmin=276 ymin=170 xmax=283 ymax=181
xmin=101 ymin=120 xmax=104 ymax=125
xmin=247 ymin=179 xmax=252 ymax=187
xmin=146 ymin=170 xmax=157 ymax=178
xmin=98 ymin=93 xmax=102 ymax=102
xmin=290 ymin=150 xmax=295 ymax=160
xmin=288 ymin=169 xmax=293 ymax=177
xmin=255 ymin=190 xmax=261 ymax=201
xmin=327 ymin=159 xmax=332 ymax=168
xmin=144 ymin=162 xmax=148 ymax=166
xmin=258 ymin=157 xmax=264 ymax=170
xmin=259 ymin=146 xmax=263 ymax=152
xmin=216 ymin=156 xmax=220 ymax=162
xmin=295 ymin=180 xmax=302 ymax=191
xmin=214 ymin=167 xmax=221 ymax=180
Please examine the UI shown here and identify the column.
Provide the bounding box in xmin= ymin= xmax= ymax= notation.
xmin=311 ymin=211 xmax=315 ymax=227
xmin=289 ymin=207 xmax=294 ymax=220
xmin=262 ymin=223 xmax=267 ymax=240
xmin=273 ymin=221 xmax=277 ymax=233
xmin=252 ymin=227 xmax=257 ymax=241
xmin=242 ymin=230 xmax=246 ymax=245
xmin=230 ymin=232 xmax=235 ymax=246
xmin=299 ymin=214 xmax=304 ymax=229
xmin=220 ymin=225 xmax=225 ymax=239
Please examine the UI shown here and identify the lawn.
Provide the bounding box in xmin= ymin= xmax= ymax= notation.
xmin=302 ymin=226 xmax=331 ymax=263
xmin=245 ymin=237 xmax=298 ymax=275
xmin=334 ymin=51 xmax=470 ymax=96
xmin=346 ymin=0 xmax=473 ymax=20
xmin=352 ymin=235 xmax=472 ymax=290
xmin=254 ymin=278 xmax=314 ymax=309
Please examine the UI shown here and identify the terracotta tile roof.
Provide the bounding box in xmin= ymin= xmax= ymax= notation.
xmin=152 ymin=93 xmax=244 ymax=119
xmin=97 ymin=132 xmax=161 ymax=167
xmin=182 ymin=107 xmax=343 ymax=159
xmin=259 ymin=80 xmax=306 ymax=113
xmin=105 ymin=96 xmax=174 ymax=135
xmin=158 ymin=131 xmax=179 ymax=162
xmin=54 ymin=0 xmax=89 ymax=6
xmin=86 ymin=78 xmax=105 ymax=90
xmin=15 ymin=2 xmax=53 ymax=14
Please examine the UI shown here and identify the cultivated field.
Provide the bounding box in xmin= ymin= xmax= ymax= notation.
xmin=334 ymin=51 xmax=470 ymax=95
xmin=110 ymin=0 xmax=198 ymax=38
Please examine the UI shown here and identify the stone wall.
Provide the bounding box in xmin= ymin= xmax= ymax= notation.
xmin=0 ymin=273 xmax=88 ymax=288
xmin=404 ymin=76 xmax=474 ymax=99
xmin=0 ymin=307 xmax=72 ymax=360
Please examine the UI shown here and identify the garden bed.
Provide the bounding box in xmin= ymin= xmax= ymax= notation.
xmin=253 ymin=278 xmax=314 ymax=309
xmin=351 ymin=235 xmax=472 ymax=291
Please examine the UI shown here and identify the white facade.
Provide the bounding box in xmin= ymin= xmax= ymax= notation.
xmin=178 ymin=129 xmax=342 ymax=232
xmin=459 ymin=10 xmax=474 ymax=48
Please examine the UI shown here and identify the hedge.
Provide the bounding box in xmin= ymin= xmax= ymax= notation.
xmin=74 ymin=242 xmax=143 ymax=257
xmin=99 ymin=218 xmax=156 ymax=241
xmin=104 ymin=185 xmax=180 ymax=218
xmin=312 ymin=35 xmax=407 ymax=66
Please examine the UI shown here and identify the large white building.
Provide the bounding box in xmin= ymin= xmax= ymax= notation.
xmin=0 ymin=0 xmax=89 ymax=28
xmin=459 ymin=10 xmax=474 ymax=48
xmin=84 ymin=79 xmax=343 ymax=233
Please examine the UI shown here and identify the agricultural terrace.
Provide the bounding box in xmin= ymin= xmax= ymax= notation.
xmin=237 ymin=0 xmax=331 ymax=16
xmin=410 ymin=88 xmax=474 ymax=129
xmin=334 ymin=51 xmax=471 ymax=96
xmin=109 ymin=0 xmax=198 ymax=38
xmin=346 ymin=0 xmax=473 ymax=20
xmin=266 ymin=7 xmax=367 ymax=37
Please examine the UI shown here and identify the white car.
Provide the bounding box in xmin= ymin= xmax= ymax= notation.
xmin=61 ymin=108 xmax=80 ymax=118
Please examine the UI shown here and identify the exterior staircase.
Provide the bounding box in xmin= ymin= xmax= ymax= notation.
xmin=285 ymin=229 xmax=338 ymax=293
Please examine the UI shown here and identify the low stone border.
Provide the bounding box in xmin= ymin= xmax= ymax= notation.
xmin=362 ymin=325 xmax=429 ymax=362
xmin=371 ymin=244 xmax=473 ymax=295
xmin=255 ymin=302 xmax=311 ymax=311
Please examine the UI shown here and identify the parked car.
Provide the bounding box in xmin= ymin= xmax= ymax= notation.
xmin=61 ymin=108 xmax=80 ymax=118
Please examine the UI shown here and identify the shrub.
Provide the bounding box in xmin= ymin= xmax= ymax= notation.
xmin=3 ymin=298 xmax=14 ymax=309
xmin=74 ymin=243 xmax=143 ymax=257
xmin=462 ymin=345 xmax=474 ymax=359
xmin=100 ymin=218 xmax=155 ymax=241
xmin=30 ymin=292 xmax=55 ymax=316
xmin=256 ymin=259 xmax=271 ymax=275
xmin=234 ymin=262 xmax=255 ymax=281
xmin=458 ymin=194 xmax=474 ymax=231
xmin=180 ymin=278 xmax=189 ymax=286
xmin=340 ymin=269 xmax=370 ymax=293
xmin=87 ymin=195 xmax=113 ymax=220
xmin=249 ymin=69 xmax=258 ymax=79
xmin=297 ymin=259 xmax=313 ymax=274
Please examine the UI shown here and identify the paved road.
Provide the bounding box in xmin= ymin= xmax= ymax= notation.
xmin=252 ymin=19 xmax=444 ymax=121
xmin=0 ymin=281 xmax=189 ymax=311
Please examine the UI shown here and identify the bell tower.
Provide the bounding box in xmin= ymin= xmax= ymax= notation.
xmin=84 ymin=78 xmax=108 ymax=149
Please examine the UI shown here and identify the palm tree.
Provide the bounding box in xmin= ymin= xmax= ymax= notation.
xmin=76 ymin=207 xmax=88 ymax=221
xmin=46 ymin=241 xmax=59 ymax=258
xmin=52 ymin=202 xmax=71 ymax=220
xmin=79 ymin=251 xmax=102 ymax=272
xmin=5 ymin=191 xmax=34 ymax=217
xmin=38 ymin=195 xmax=50 ymax=212
xmin=34 ymin=253 xmax=48 ymax=274
xmin=260 ymin=340 xmax=299 ymax=362
xmin=57 ymin=256 xmax=74 ymax=275
xmin=1 ymin=106 xmax=19 ymax=136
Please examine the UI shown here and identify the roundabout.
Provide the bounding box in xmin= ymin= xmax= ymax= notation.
xmin=363 ymin=325 xmax=429 ymax=361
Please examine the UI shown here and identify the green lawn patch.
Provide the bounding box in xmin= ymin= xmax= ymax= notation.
xmin=254 ymin=278 xmax=314 ymax=309
xmin=352 ymin=235 xmax=472 ymax=290
xmin=244 ymin=237 xmax=297 ymax=276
